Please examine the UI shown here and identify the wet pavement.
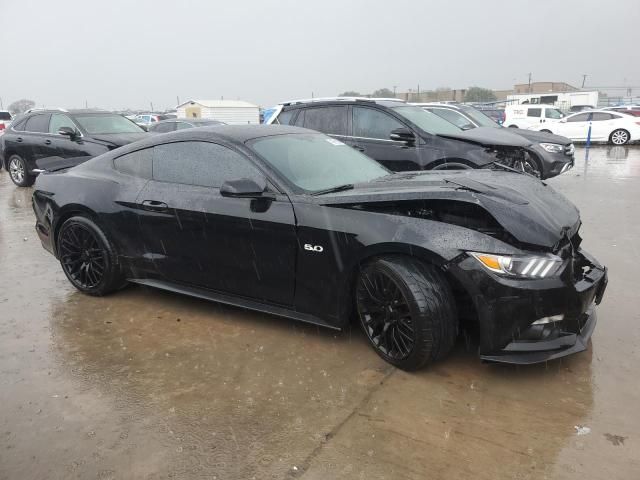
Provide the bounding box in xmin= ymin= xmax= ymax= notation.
xmin=1 ymin=145 xmax=639 ymax=479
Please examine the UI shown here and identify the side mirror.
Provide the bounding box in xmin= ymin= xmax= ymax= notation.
xmin=389 ymin=127 xmax=416 ymax=143
xmin=461 ymin=123 xmax=475 ymax=131
xmin=560 ymin=119 xmax=567 ymax=123
xmin=220 ymin=177 xmax=270 ymax=199
xmin=58 ymin=126 xmax=79 ymax=139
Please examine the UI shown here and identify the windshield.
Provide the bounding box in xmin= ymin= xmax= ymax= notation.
xmin=74 ymin=115 xmax=145 ymax=134
xmin=390 ymin=105 xmax=462 ymax=135
xmin=459 ymin=106 xmax=500 ymax=128
xmin=0 ymin=112 xmax=12 ymax=121
xmin=249 ymin=133 xmax=389 ymax=193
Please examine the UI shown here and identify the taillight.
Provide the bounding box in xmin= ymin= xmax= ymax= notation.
xmin=0 ymin=124 xmax=5 ymax=130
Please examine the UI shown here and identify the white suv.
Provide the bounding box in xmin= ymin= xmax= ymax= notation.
xmin=0 ymin=111 xmax=12 ymax=133
xmin=504 ymin=104 xmax=565 ymax=129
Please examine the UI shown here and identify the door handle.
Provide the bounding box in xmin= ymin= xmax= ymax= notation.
xmin=352 ymin=145 xmax=365 ymax=152
xmin=44 ymin=139 xmax=52 ymax=145
xmin=16 ymin=137 xmax=23 ymax=143
xmin=141 ymin=200 xmax=168 ymax=212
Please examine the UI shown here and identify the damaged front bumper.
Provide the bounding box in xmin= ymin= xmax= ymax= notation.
xmin=450 ymin=247 xmax=607 ymax=365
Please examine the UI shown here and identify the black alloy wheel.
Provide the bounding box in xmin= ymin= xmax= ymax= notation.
xmin=358 ymin=268 xmax=415 ymax=360
xmin=57 ymin=216 xmax=125 ymax=295
xmin=356 ymin=256 xmax=458 ymax=370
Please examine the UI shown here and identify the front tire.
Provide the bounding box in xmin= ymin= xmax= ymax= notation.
xmin=610 ymin=129 xmax=630 ymax=145
xmin=356 ymin=256 xmax=458 ymax=371
xmin=8 ymin=155 xmax=35 ymax=187
xmin=57 ymin=216 xmax=125 ymax=296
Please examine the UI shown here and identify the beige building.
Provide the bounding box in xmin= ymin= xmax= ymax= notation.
xmin=513 ymin=82 xmax=579 ymax=94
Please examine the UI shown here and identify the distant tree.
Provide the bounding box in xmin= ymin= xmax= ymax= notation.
xmin=371 ymin=88 xmax=395 ymax=98
xmin=8 ymin=99 xmax=36 ymax=115
xmin=339 ymin=91 xmax=361 ymax=97
xmin=464 ymin=87 xmax=497 ymax=103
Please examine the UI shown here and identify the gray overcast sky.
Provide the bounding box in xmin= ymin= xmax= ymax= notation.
xmin=1 ymin=0 xmax=639 ymax=110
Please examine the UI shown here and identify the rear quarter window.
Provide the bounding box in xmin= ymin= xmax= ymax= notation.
xmin=113 ymin=148 xmax=153 ymax=178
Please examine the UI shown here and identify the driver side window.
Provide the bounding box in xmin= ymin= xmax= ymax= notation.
xmin=49 ymin=114 xmax=77 ymax=134
xmin=152 ymin=141 xmax=262 ymax=188
xmin=353 ymin=107 xmax=404 ymax=140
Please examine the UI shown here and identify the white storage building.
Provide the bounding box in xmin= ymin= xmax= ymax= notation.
xmin=176 ymin=100 xmax=260 ymax=124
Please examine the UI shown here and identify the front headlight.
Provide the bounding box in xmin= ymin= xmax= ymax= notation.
xmin=540 ymin=142 xmax=564 ymax=153
xmin=469 ymin=252 xmax=563 ymax=278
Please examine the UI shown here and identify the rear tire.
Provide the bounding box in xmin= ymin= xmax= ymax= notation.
xmin=356 ymin=256 xmax=458 ymax=371
xmin=610 ymin=129 xmax=630 ymax=145
xmin=57 ymin=216 xmax=126 ymax=296
xmin=8 ymin=155 xmax=35 ymax=187
xmin=508 ymin=125 xmax=518 ymax=128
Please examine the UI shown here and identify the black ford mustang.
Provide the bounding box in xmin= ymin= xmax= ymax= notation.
xmin=32 ymin=125 xmax=607 ymax=370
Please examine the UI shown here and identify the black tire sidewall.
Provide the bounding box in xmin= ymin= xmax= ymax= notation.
xmin=610 ymin=129 xmax=629 ymax=145
xmin=57 ymin=216 xmax=122 ymax=296
xmin=8 ymin=155 xmax=34 ymax=187
xmin=356 ymin=256 xmax=457 ymax=370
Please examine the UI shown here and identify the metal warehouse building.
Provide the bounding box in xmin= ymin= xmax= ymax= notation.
xmin=176 ymin=99 xmax=260 ymax=124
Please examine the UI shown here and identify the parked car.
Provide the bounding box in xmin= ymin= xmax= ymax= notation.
xmin=504 ymin=104 xmax=565 ymax=129
xmin=0 ymin=108 xmax=148 ymax=186
xmin=148 ymin=118 xmax=226 ymax=134
xmin=416 ymin=103 xmax=574 ymax=179
xmin=133 ymin=113 xmax=173 ymax=130
xmin=0 ymin=110 xmax=12 ymax=132
xmin=529 ymin=110 xmax=640 ymax=145
xmin=268 ymin=98 xmax=569 ymax=178
xmin=32 ymin=125 xmax=607 ymax=370
xmin=569 ymin=105 xmax=596 ymax=113
xmin=470 ymin=105 xmax=505 ymax=124
xmin=603 ymin=106 xmax=640 ymax=117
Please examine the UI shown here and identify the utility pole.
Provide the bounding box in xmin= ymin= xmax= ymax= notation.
xmin=393 ymin=85 xmax=397 ymax=95
xmin=176 ymin=96 xmax=180 ymax=107
xmin=528 ymin=73 xmax=532 ymax=93
xmin=0 ymin=97 xmax=3 ymax=109
xmin=150 ymin=102 xmax=154 ymax=112
xmin=581 ymin=74 xmax=587 ymax=88
xmin=85 ymin=99 xmax=88 ymax=108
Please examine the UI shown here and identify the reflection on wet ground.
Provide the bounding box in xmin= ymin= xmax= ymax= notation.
xmin=1 ymin=145 xmax=639 ymax=479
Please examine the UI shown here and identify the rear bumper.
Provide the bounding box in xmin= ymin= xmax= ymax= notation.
xmin=450 ymin=248 xmax=607 ymax=365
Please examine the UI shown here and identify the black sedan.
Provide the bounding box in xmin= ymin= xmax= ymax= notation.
xmin=32 ymin=125 xmax=607 ymax=370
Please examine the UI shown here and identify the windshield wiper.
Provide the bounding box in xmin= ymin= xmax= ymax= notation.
xmin=310 ymin=184 xmax=354 ymax=196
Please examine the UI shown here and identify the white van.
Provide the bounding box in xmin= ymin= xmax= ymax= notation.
xmin=504 ymin=105 xmax=565 ymax=129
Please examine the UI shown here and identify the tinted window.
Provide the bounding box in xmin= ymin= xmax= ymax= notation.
xmin=24 ymin=114 xmax=52 ymax=133
xmin=293 ymin=110 xmax=305 ymax=127
xmin=391 ymin=105 xmax=461 ymax=134
xmin=113 ymin=148 xmax=152 ymax=178
xmin=153 ymin=141 xmax=261 ymax=188
xmin=302 ymin=106 xmax=348 ymax=136
xmin=0 ymin=112 xmax=11 ymax=121
xmin=49 ymin=114 xmax=76 ymax=134
xmin=591 ymin=112 xmax=613 ymax=121
xmin=276 ymin=109 xmax=295 ymax=125
xmin=176 ymin=122 xmax=193 ymax=130
xmin=11 ymin=118 xmax=27 ymax=131
xmin=353 ymin=107 xmax=404 ymax=139
xmin=151 ymin=122 xmax=176 ymax=133
xmin=527 ymin=108 xmax=542 ymax=118
xmin=567 ymin=113 xmax=591 ymax=122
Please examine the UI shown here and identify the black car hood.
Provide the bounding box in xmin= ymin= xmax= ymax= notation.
xmin=436 ymin=127 xmax=533 ymax=147
xmin=508 ymin=128 xmax=572 ymax=145
xmin=89 ymin=132 xmax=148 ymax=147
xmin=317 ymin=170 xmax=579 ymax=249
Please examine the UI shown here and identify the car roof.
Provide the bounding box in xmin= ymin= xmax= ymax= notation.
xmin=109 ymin=125 xmax=312 ymax=156
xmin=281 ymin=97 xmax=406 ymax=109
xmin=155 ymin=118 xmax=222 ymax=124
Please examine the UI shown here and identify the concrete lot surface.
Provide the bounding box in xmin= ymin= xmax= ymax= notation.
xmin=1 ymin=145 xmax=639 ymax=479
